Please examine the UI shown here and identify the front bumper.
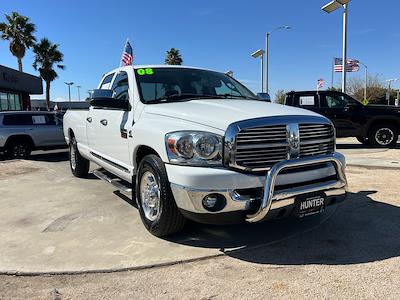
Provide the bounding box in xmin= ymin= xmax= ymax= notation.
xmin=168 ymin=152 xmax=347 ymax=224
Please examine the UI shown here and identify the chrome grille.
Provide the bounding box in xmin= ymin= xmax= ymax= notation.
xmin=235 ymin=125 xmax=287 ymax=170
xmin=225 ymin=117 xmax=335 ymax=172
xmin=299 ymin=124 xmax=335 ymax=157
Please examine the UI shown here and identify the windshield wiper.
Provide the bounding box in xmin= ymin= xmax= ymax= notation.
xmin=153 ymin=93 xmax=222 ymax=102
xmin=218 ymin=94 xmax=259 ymax=100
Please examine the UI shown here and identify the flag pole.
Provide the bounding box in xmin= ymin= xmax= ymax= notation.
xmin=331 ymin=57 xmax=334 ymax=89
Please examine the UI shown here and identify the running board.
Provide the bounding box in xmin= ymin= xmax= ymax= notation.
xmin=93 ymin=169 xmax=132 ymax=194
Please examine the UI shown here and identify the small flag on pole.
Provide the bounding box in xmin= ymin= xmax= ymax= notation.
xmin=334 ymin=58 xmax=360 ymax=72
xmin=317 ymin=78 xmax=324 ymax=92
xmin=121 ymin=40 xmax=133 ymax=66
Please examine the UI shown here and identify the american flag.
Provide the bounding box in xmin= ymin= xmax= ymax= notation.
xmin=334 ymin=58 xmax=360 ymax=72
xmin=121 ymin=41 xmax=133 ymax=66
xmin=317 ymin=78 xmax=324 ymax=89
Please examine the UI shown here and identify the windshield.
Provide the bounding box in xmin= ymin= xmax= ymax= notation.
xmin=134 ymin=67 xmax=258 ymax=103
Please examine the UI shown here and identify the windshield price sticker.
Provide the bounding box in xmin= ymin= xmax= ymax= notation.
xmin=137 ymin=68 xmax=154 ymax=76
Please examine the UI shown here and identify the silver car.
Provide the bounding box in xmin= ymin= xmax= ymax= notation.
xmin=0 ymin=111 xmax=66 ymax=158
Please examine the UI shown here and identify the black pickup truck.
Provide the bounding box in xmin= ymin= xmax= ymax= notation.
xmin=284 ymin=90 xmax=400 ymax=147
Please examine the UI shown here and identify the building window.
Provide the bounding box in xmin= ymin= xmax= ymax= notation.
xmin=0 ymin=91 xmax=22 ymax=111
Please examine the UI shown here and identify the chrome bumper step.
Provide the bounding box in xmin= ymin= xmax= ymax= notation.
xmin=93 ymin=169 xmax=132 ymax=194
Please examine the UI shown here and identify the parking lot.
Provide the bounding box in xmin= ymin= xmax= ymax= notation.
xmin=0 ymin=138 xmax=400 ymax=299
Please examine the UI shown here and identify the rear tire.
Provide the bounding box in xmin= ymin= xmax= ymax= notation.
xmin=368 ymin=124 xmax=398 ymax=148
xmin=136 ymin=154 xmax=186 ymax=237
xmin=69 ymin=137 xmax=89 ymax=178
xmin=7 ymin=139 xmax=32 ymax=159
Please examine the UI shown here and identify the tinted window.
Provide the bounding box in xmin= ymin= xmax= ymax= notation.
xmin=323 ymin=94 xmax=348 ymax=108
xmin=100 ymin=73 xmax=114 ymax=89
xmin=135 ymin=68 xmax=257 ymax=103
xmin=3 ymin=114 xmax=33 ymax=125
xmin=111 ymin=72 xmax=129 ymax=100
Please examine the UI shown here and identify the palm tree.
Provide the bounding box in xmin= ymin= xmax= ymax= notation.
xmin=165 ymin=48 xmax=183 ymax=65
xmin=0 ymin=11 xmax=36 ymax=72
xmin=32 ymin=38 xmax=65 ymax=110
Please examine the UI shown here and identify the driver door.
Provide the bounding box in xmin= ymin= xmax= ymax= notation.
xmin=319 ymin=93 xmax=358 ymax=137
xmin=87 ymin=71 xmax=133 ymax=176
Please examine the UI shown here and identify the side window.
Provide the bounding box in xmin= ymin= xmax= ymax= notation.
xmin=99 ymin=73 xmax=114 ymax=89
xmin=214 ymin=80 xmax=241 ymax=97
xmin=32 ymin=114 xmax=47 ymax=125
xmin=323 ymin=94 xmax=348 ymax=108
xmin=3 ymin=114 xmax=33 ymax=125
xmin=297 ymin=95 xmax=318 ymax=108
xmin=111 ymin=72 xmax=129 ymax=100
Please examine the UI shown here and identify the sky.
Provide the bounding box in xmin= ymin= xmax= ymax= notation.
xmin=1 ymin=0 xmax=400 ymax=101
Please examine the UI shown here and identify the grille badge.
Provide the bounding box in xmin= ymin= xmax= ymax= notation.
xmin=286 ymin=123 xmax=300 ymax=159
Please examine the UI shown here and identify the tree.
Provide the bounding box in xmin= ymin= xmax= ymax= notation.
xmin=0 ymin=11 xmax=36 ymax=72
xmin=165 ymin=48 xmax=183 ymax=65
xmin=32 ymin=38 xmax=65 ymax=110
xmin=274 ymin=89 xmax=286 ymax=104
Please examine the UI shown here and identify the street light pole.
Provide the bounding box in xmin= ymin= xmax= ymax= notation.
xmin=342 ymin=4 xmax=348 ymax=93
xmin=64 ymin=82 xmax=74 ymax=102
xmin=251 ymin=49 xmax=265 ymax=93
xmin=265 ymin=33 xmax=269 ymax=94
xmin=322 ymin=0 xmax=351 ymax=93
xmin=264 ymin=26 xmax=291 ymax=94
xmin=76 ymin=85 xmax=81 ymax=101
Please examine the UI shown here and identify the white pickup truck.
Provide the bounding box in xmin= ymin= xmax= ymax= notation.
xmin=63 ymin=65 xmax=347 ymax=237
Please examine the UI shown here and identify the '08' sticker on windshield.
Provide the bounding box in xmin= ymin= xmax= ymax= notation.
xmin=137 ymin=68 xmax=154 ymax=76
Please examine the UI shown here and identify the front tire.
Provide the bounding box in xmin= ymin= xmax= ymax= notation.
xmin=69 ymin=137 xmax=90 ymax=178
xmin=136 ymin=154 xmax=186 ymax=237
xmin=368 ymin=124 xmax=398 ymax=148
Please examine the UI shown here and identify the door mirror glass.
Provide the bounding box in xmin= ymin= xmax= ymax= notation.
xmin=257 ymin=93 xmax=271 ymax=102
xmin=90 ymin=89 xmax=131 ymax=111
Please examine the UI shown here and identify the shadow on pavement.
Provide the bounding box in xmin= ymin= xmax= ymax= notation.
xmin=165 ymin=191 xmax=400 ymax=265
xmin=29 ymin=150 xmax=69 ymax=162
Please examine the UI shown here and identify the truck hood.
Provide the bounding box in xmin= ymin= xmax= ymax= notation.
xmin=144 ymin=99 xmax=321 ymax=131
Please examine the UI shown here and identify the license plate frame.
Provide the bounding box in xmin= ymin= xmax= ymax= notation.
xmin=295 ymin=192 xmax=326 ymax=218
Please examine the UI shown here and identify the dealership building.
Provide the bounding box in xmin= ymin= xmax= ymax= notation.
xmin=0 ymin=65 xmax=43 ymax=111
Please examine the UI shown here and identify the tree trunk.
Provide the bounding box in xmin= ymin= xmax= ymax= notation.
xmin=17 ymin=57 xmax=23 ymax=72
xmin=45 ymin=81 xmax=51 ymax=111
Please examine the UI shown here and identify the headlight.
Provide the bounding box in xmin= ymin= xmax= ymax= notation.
xmin=166 ymin=131 xmax=223 ymax=166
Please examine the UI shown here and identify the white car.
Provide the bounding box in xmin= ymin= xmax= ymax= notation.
xmin=63 ymin=65 xmax=347 ymax=237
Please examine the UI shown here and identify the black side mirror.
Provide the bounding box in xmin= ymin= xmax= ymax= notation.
xmin=257 ymin=93 xmax=271 ymax=102
xmin=90 ymin=89 xmax=131 ymax=111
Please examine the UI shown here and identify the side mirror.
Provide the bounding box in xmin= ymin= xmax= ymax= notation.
xmin=257 ymin=93 xmax=271 ymax=102
xmin=90 ymin=89 xmax=131 ymax=111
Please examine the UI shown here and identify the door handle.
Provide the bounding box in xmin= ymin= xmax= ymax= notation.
xmin=100 ymin=119 xmax=108 ymax=126
xmin=86 ymin=117 xmax=92 ymax=123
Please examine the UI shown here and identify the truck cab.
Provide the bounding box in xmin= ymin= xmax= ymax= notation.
xmin=285 ymin=91 xmax=400 ymax=147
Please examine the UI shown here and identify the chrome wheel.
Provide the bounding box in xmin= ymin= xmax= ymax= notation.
xmin=375 ymin=128 xmax=394 ymax=146
xmin=70 ymin=143 xmax=77 ymax=170
xmin=140 ymin=171 xmax=161 ymax=221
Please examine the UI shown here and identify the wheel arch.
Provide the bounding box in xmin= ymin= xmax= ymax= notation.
xmin=134 ymin=145 xmax=160 ymax=170
xmin=5 ymin=134 xmax=35 ymax=149
xmin=367 ymin=118 xmax=400 ymax=134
